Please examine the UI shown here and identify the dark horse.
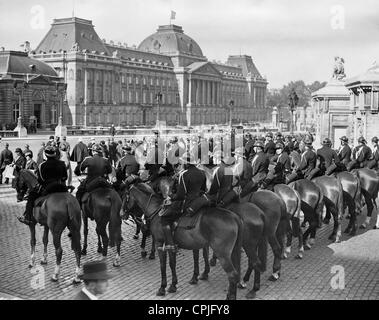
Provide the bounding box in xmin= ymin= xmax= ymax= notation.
xmin=15 ymin=170 xmax=82 ymax=283
xmin=125 ymin=183 xmax=243 ymax=300
xmin=312 ymin=176 xmax=344 ymax=242
xmin=352 ymin=168 xmax=379 ymax=229
xmin=273 ymin=184 xmax=304 ymax=259
xmin=289 ymin=179 xmax=324 ymax=249
xmin=81 ymin=181 xmax=123 ymax=267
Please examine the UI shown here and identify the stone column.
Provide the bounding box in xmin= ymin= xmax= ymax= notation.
xmin=93 ymin=69 xmax=98 ymax=103
xmin=195 ymin=79 xmax=200 ymax=106
xmin=187 ymin=77 xmax=192 ymax=106
xmin=207 ymin=81 xmax=211 ymax=105
xmin=102 ymin=70 xmax=107 ymax=104
xmin=202 ymin=80 xmax=206 ymax=105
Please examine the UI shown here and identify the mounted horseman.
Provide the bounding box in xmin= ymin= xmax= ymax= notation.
xmin=18 ymin=146 xmax=68 ymax=225
xmin=250 ymin=140 xmax=269 ymax=189
xmin=367 ymin=136 xmax=379 ymax=170
xmin=316 ymin=137 xmax=341 ymax=176
xmin=337 ymin=136 xmax=351 ymax=169
xmin=347 ymin=137 xmax=372 ymax=171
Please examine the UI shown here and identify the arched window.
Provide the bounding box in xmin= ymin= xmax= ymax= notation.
xmin=68 ymin=69 xmax=74 ymax=80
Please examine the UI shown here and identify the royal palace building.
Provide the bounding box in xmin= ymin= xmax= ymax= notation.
xmin=27 ymin=17 xmax=268 ymax=128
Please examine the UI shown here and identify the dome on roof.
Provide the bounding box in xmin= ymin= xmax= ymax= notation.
xmin=138 ymin=25 xmax=204 ymax=58
xmin=0 ymin=51 xmax=58 ymax=77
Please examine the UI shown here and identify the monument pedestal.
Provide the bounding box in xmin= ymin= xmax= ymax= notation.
xmin=55 ymin=117 xmax=67 ymax=138
xmin=13 ymin=118 xmax=27 ymax=137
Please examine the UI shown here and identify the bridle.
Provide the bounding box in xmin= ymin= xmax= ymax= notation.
xmin=128 ymin=185 xmax=162 ymax=223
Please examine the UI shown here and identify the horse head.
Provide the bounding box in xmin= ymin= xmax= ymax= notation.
xmin=14 ymin=169 xmax=38 ymax=201
xmin=127 ymin=183 xmax=160 ymax=219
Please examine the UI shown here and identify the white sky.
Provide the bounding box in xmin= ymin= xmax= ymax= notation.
xmin=1 ymin=0 xmax=379 ymax=88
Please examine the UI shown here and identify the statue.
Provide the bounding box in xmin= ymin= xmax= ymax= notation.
xmin=332 ymin=56 xmax=346 ymax=80
xmin=71 ymin=42 xmax=80 ymax=52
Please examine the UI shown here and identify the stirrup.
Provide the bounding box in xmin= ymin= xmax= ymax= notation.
xmin=164 ymin=244 xmax=176 ymax=251
xmin=18 ymin=216 xmax=32 ymax=226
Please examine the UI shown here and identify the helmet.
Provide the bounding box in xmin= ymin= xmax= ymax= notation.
xmin=44 ymin=146 xmax=56 ymax=158
xmin=91 ymin=144 xmax=103 ymax=154
xmin=254 ymin=141 xmax=264 ymax=148
xmin=372 ymin=136 xmax=379 ymax=143
xmin=123 ymin=145 xmax=132 ymax=152
xmin=322 ymin=138 xmax=332 ymax=146
xmin=275 ymin=142 xmax=285 ymax=150
xmin=266 ymin=132 xmax=273 ymax=138
xmin=340 ymin=136 xmax=349 ymax=143
xmin=233 ymin=147 xmax=245 ymax=157
xmin=15 ymin=148 xmax=22 ymax=154
xmin=24 ymin=151 xmax=33 ymax=157
xmin=276 ymin=132 xmax=283 ymax=137
xmin=358 ymin=137 xmax=366 ymax=144
xmin=222 ymin=155 xmax=235 ymax=165
xmin=303 ymin=136 xmax=313 ymax=146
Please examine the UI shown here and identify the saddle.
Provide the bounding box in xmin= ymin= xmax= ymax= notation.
xmin=174 ymin=211 xmax=202 ymax=231
xmin=86 ymin=176 xmax=112 ymax=193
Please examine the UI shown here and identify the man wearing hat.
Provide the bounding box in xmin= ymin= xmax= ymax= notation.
xmin=116 ymin=145 xmax=139 ymax=191
xmin=286 ymin=136 xmax=316 ymax=183
xmin=233 ymin=147 xmax=254 ymax=197
xmin=161 ymin=152 xmax=207 ymax=251
xmin=347 ymin=137 xmax=372 ymax=171
xmin=76 ymin=144 xmax=112 ymax=207
xmin=0 ymin=142 xmax=13 ymax=184
xmin=337 ymin=136 xmax=351 ymax=168
xmin=367 ymin=136 xmax=379 ymax=170
xmin=71 ymin=138 xmax=89 ymax=176
xmin=88 ymin=137 xmax=96 ymax=156
xmin=251 ymin=140 xmax=269 ymax=189
xmin=73 ymin=260 xmax=113 ymax=300
xmin=25 ymin=151 xmax=38 ymax=174
xmin=18 ymin=146 xmax=67 ymax=225
xmin=261 ymin=142 xmax=291 ymax=189
xmin=244 ymin=133 xmax=255 ymax=161
xmin=264 ymin=132 xmax=276 ymax=159
xmin=23 ymin=144 xmax=33 ymax=158
xmin=208 ymin=151 xmax=237 ymax=208
xmin=316 ymin=138 xmax=340 ymax=176
xmin=284 ymin=135 xmax=294 ymax=153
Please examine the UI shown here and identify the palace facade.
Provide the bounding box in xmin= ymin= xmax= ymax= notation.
xmin=30 ymin=17 xmax=269 ymax=128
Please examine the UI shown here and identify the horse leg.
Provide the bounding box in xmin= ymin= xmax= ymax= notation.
xmin=217 ymin=255 xmax=239 ymax=300
xmin=81 ymin=216 xmax=88 ymax=256
xmin=210 ymin=250 xmax=217 ymax=267
xmin=134 ymin=223 xmax=140 ymax=240
xmin=268 ymin=235 xmax=282 ymax=281
xmin=51 ymin=232 xmax=63 ymax=282
xmin=98 ymin=227 xmax=109 ymax=257
xmin=149 ymin=236 xmax=156 ymax=260
xmin=29 ymin=224 xmax=37 ymax=268
xmin=156 ymin=246 xmax=168 ymax=296
xmin=246 ymin=269 xmax=261 ymax=300
xmin=296 ymin=226 xmax=304 ymax=259
xmin=360 ymin=193 xmax=373 ymax=229
xmin=68 ymin=222 xmax=82 ymax=284
xmin=323 ymin=206 xmax=331 ymax=224
xmin=276 ymin=219 xmax=288 ymax=259
xmin=113 ymin=239 xmax=121 ymax=267
xmin=284 ymin=221 xmax=293 ymax=259
xmin=189 ymin=250 xmax=200 ymax=285
xmin=40 ymin=226 xmax=49 ymax=265
xmin=344 ymin=201 xmax=354 ymax=234
xmin=95 ymin=226 xmax=103 ymax=254
xmin=199 ymin=246 xmax=210 ymax=280
xmin=167 ymin=250 xmax=178 ymax=293
xmin=140 ymin=230 xmax=148 ymax=258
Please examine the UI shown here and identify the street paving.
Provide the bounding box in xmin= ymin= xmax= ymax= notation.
xmin=0 ymin=136 xmax=378 ymax=300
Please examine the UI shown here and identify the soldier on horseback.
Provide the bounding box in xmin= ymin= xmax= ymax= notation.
xmin=316 ymin=138 xmax=340 ymax=176
xmin=347 ymin=137 xmax=372 ymax=171
xmin=337 ymin=136 xmax=351 ymax=168
xmin=264 ymin=132 xmax=276 ymax=160
xmin=161 ymin=152 xmax=208 ymax=251
xmin=233 ymin=147 xmax=254 ymax=197
xmin=367 ymin=136 xmax=379 ymax=170
xmin=251 ymin=140 xmax=269 ymax=189
xmin=76 ymin=144 xmax=113 ymax=207
xmin=286 ymin=136 xmax=316 ymax=183
xmin=261 ymin=142 xmax=291 ymax=189
xmin=116 ymin=145 xmax=140 ymax=191
xmin=18 ymin=146 xmax=68 ymax=225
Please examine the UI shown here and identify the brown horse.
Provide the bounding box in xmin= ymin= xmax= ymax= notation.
xmin=273 ymin=184 xmax=304 ymax=259
xmin=312 ymin=176 xmax=344 ymax=242
xmin=334 ymin=171 xmax=362 ymax=236
xmin=81 ymin=185 xmax=123 ymax=267
xmin=351 ymin=168 xmax=379 ymax=229
xmin=288 ymin=179 xmax=324 ymax=249
xmin=125 ymin=183 xmax=243 ymax=300
xmin=15 ymin=170 xmax=82 ymax=283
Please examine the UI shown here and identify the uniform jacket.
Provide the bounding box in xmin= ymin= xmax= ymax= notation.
xmin=13 ymin=155 xmax=26 ymax=172
xmin=251 ymin=151 xmax=269 ymax=177
xmin=80 ymin=154 xmax=112 ymax=180
xmin=298 ymin=148 xmax=317 ymax=177
xmin=317 ymin=146 xmax=340 ymax=169
xmin=118 ymin=153 xmax=139 ymax=177
xmin=271 ymin=151 xmax=291 ymax=173
xmin=0 ymin=149 xmax=13 ymax=169
xmin=208 ymin=163 xmax=234 ymax=202
xmin=37 ymin=158 xmax=67 ymax=186
xmin=371 ymin=145 xmax=379 ymax=162
xmin=234 ymin=157 xmax=253 ymax=188
xmin=25 ymin=159 xmax=38 ymax=172
xmin=352 ymin=145 xmax=372 ymax=164
xmin=244 ymin=139 xmax=255 ymax=159
xmin=23 ymin=148 xmax=33 ymax=158
xmin=171 ymin=165 xmax=207 ymax=209
xmin=264 ymin=141 xmax=276 ymax=157
xmin=70 ymin=142 xmax=89 ymax=163
xmin=337 ymin=145 xmax=351 ymax=165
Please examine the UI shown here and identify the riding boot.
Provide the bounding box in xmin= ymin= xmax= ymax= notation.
xmin=18 ymin=199 xmax=34 ymax=225
xmin=162 ymin=224 xmax=175 ymax=251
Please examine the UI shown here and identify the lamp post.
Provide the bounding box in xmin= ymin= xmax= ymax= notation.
xmin=155 ymin=91 xmax=162 ymax=130
xmin=12 ymin=80 xmax=28 ymax=137
xmin=229 ymin=99 xmax=234 ymax=128
xmin=288 ymin=89 xmax=299 ymax=135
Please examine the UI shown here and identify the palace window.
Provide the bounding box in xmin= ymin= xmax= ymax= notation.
xmin=128 ymin=75 xmax=133 ymax=85
xmin=135 ymin=76 xmax=139 ymax=85
xmin=162 ymin=78 xmax=166 ymax=86
xmin=143 ymin=91 xmax=147 ymax=104
xmin=121 ymin=74 xmax=126 ymax=84
xmin=176 ymin=93 xmax=180 ymax=105
xmin=12 ymin=103 xmax=20 ymax=123
xmin=150 ymin=92 xmax=154 ymax=104
xmin=135 ymin=91 xmax=139 ymax=103
xmin=168 ymin=79 xmax=171 ymax=88
xmin=364 ymin=92 xmax=371 ymax=106
xmin=156 ymin=78 xmax=160 ymax=86
xmin=143 ymin=77 xmax=147 ymax=86
xmin=150 ymin=77 xmax=154 ymax=86
xmin=121 ymin=90 xmax=126 ymax=103
xmin=128 ymin=91 xmax=133 ymax=103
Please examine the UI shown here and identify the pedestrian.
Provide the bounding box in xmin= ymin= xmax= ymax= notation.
xmin=72 ymin=260 xmax=113 ymax=300
xmin=88 ymin=137 xmax=96 ymax=156
xmin=0 ymin=143 xmax=14 ymax=184
xmin=23 ymin=144 xmax=33 ymax=158
xmin=109 ymin=124 xmax=116 ymax=137
xmin=108 ymin=137 xmax=118 ymax=167
xmin=60 ymin=143 xmax=74 ymax=192
xmin=60 ymin=136 xmax=70 ymax=154
xmin=100 ymin=140 xmax=109 ymax=159
xmin=11 ymin=148 xmax=26 ymax=189
xmin=116 ymin=140 xmax=123 ymax=164
xmin=25 ymin=151 xmax=38 ymax=174
xmin=70 ymin=137 xmax=89 ymax=176
xmin=37 ymin=142 xmax=46 ymax=166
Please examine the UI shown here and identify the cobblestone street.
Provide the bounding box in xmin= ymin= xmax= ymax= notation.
xmin=0 ymin=175 xmax=378 ymax=300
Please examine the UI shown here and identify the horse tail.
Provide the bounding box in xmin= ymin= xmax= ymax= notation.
xmin=231 ymin=214 xmax=243 ymax=279
xmin=258 ymin=235 xmax=268 ymax=273
xmin=337 ymin=179 xmax=344 ymax=220
xmin=354 ymin=174 xmax=363 ymax=215
xmin=293 ymin=189 xmax=302 ymax=220
xmin=108 ymin=190 xmax=122 ymax=248
xmin=314 ymin=184 xmax=324 ymax=221
xmin=67 ymin=195 xmax=82 ymax=252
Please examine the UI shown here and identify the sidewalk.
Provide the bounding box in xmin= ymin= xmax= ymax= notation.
xmin=0 ymin=292 xmax=22 ymax=300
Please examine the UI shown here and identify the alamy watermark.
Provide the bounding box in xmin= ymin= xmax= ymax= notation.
xmin=330 ymin=265 xmax=345 ymax=290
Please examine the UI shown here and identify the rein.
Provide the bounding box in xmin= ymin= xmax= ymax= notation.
xmin=131 ymin=186 xmax=163 ymax=223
